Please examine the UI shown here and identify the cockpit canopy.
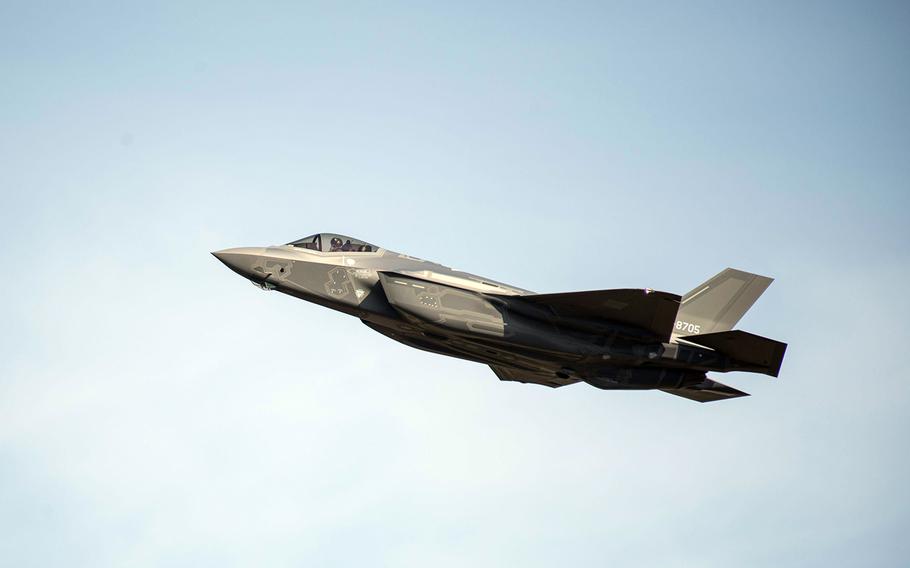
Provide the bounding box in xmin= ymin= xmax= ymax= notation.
xmin=287 ymin=233 xmax=378 ymax=253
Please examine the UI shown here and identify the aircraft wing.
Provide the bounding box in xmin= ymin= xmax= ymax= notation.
xmin=507 ymin=289 xmax=681 ymax=341
xmin=489 ymin=364 xmax=580 ymax=388
xmin=660 ymin=377 xmax=749 ymax=402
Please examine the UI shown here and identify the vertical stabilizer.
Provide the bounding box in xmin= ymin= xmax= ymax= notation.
xmin=673 ymin=268 xmax=772 ymax=341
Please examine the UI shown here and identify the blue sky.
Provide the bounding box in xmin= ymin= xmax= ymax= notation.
xmin=1 ymin=2 xmax=908 ymax=566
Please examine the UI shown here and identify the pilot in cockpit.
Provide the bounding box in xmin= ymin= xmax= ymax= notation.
xmin=329 ymin=237 xmax=344 ymax=252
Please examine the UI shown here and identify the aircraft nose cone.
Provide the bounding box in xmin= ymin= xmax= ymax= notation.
xmin=211 ymin=247 xmax=266 ymax=279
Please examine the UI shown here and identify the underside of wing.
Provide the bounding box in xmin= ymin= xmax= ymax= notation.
xmin=490 ymin=364 xmax=580 ymax=388
xmin=509 ymin=289 xmax=681 ymax=341
xmin=661 ymin=377 xmax=749 ymax=402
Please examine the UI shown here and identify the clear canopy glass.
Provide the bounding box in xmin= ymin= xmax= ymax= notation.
xmin=287 ymin=234 xmax=377 ymax=253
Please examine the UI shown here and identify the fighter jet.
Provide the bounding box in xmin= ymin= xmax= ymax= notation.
xmin=213 ymin=233 xmax=786 ymax=402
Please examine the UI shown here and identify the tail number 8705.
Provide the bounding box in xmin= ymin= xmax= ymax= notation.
xmin=675 ymin=321 xmax=701 ymax=334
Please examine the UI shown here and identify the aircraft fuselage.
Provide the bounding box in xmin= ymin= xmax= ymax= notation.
xmin=213 ymin=234 xmax=786 ymax=402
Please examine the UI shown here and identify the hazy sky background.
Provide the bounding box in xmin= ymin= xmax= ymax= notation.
xmin=2 ymin=2 xmax=908 ymax=566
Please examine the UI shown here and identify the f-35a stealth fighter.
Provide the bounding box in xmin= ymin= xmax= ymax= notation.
xmin=213 ymin=233 xmax=786 ymax=402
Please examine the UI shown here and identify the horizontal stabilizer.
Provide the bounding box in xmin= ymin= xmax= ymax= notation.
xmin=512 ymin=289 xmax=681 ymax=341
xmin=681 ymin=330 xmax=787 ymax=377
xmin=490 ymin=365 xmax=579 ymax=388
xmin=661 ymin=378 xmax=749 ymax=403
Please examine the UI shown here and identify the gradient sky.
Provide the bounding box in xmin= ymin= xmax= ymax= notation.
xmin=2 ymin=2 xmax=908 ymax=566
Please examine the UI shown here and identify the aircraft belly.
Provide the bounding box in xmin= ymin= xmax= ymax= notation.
xmin=362 ymin=318 xmax=580 ymax=375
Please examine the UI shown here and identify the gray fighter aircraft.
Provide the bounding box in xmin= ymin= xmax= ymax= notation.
xmin=213 ymin=233 xmax=786 ymax=402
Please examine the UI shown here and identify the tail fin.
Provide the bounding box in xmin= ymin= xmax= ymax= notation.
xmin=673 ymin=268 xmax=773 ymax=340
